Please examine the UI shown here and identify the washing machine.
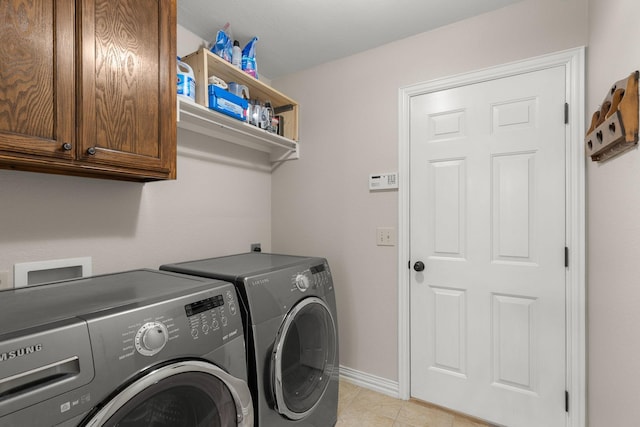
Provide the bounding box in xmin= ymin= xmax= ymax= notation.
xmin=0 ymin=269 xmax=253 ymax=427
xmin=160 ymin=253 xmax=339 ymax=427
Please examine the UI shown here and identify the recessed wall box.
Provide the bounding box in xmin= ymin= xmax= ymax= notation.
xmin=14 ymin=257 xmax=92 ymax=288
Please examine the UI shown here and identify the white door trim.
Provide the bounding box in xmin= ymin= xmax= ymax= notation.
xmin=397 ymin=47 xmax=586 ymax=426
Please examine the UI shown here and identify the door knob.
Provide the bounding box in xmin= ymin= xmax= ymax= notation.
xmin=413 ymin=261 xmax=425 ymax=272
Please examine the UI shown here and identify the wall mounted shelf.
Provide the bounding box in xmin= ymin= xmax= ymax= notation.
xmin=177 ymin=98 xmax=299 ymax=163
xmin=177 ymin=47 xmax=300 ymax=164
xmin=585 ymin=71 xmax=639 ymax=162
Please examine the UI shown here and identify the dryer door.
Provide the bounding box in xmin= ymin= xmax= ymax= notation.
xmin=81 ymin=360 xmax=253 ymax=427
xmin=272 ymin=296 xmax=338 ymax=420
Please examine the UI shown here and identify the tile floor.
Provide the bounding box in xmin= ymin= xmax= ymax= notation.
xmin=336 ymin=380 xmax=491 ymax=427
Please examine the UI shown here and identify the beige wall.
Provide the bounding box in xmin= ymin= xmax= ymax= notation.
xmin=0 ymin=26 xmax=272 ymax=280
xmin=13 ymin=1 xmax=640 ymax=424
xmin=272 ymin=0 xmax=588 ymax=385
xmin=587 ymin=0 xmax=640 ymax=425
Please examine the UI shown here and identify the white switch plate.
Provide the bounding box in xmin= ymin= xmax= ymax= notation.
xmin=369 ymin=173 xmax=398 ymax=190
xmin=376 ymin=227 xmax=396 ymax=246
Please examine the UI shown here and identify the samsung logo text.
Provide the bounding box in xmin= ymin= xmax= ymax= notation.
xmin=0 ymin=344 xmax=43 ymax=362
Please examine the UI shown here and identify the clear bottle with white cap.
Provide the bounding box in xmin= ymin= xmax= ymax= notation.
xmin=231 ymin=40 xmax=242 ymax=69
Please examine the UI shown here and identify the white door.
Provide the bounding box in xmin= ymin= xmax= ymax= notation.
xmin=410 ymin=66 xmax=567 ymax=427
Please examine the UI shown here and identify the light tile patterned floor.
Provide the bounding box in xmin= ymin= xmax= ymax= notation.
xmin=336 ymin=380 xmax=491 ymax=427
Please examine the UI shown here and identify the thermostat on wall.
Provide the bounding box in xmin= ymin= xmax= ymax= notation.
xmin=369 ymin=172 xmax=398 ymax=191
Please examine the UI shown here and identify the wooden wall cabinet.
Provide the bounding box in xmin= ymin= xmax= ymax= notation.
xmin=0 ymin=0 xmax=176 ymax=181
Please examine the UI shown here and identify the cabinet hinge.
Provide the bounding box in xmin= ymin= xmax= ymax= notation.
xmin=564 ymin=103 xmax=569 ymax=124
xmin=565 ymin=390 xmax=569 ymax=412
xmin=565 ymin=247 xmax=569 ymax=268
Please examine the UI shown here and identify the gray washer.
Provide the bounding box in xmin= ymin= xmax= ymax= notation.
xmin=0 ymin=269 xmax=253 ymax=427
xmin=161 ymin=253 xmax=339 ymax=427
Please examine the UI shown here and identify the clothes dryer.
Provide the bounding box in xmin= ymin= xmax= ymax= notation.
xmin=0 ymin=269 xmax=253 ymax=427
xmin=161 ymin=253 xmax=339 ymax=427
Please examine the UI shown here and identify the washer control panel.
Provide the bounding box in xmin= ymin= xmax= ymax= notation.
xmin=117 ymin=316 xmax=177 ymax=361
xmin=109 ymin=284 xmax=242 ymax=363
xmin=185 ymin=289 xmax=239 ymax=342
xmin=135 ymin=321 xmax=169 ymax=356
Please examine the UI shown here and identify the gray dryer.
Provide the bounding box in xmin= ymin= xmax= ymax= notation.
xmin=161 ymin=253 xmax=339 ymax=427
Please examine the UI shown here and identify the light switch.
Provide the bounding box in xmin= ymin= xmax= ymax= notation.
xmin=376 ymin=227 xmax=396 ymax=246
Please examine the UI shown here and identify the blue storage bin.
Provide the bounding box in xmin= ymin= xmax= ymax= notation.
xmin=208 ymin=85 xmax=248 ymax=121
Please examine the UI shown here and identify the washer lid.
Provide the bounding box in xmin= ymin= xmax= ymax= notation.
xmin=0 ymin=270 xmax=223 ymax=335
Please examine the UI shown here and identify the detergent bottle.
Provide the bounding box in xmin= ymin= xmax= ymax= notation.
xmin=177 ymin=57 xmax=196 ymax=101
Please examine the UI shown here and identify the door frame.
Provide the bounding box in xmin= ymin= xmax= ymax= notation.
xmin=397 ymin=47 xmax=586 ymax=427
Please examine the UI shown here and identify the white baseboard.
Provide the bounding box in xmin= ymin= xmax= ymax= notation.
xmin=339 ymin=365 xmax=401 ymax=399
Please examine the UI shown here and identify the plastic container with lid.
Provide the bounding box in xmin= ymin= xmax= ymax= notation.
xmin=177 ymin=57 xmax=195 ymax=101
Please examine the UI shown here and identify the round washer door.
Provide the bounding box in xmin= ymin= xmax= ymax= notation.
xmin=272 ymin=296 xmax=337 ymax=420
xmin=82 ymin=360 xmax=253 ymax=427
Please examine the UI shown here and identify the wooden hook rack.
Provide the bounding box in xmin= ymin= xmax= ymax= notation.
xmin=585 ymin=71 xmax=639 ymax=162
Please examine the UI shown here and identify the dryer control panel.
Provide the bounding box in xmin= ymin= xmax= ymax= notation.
xmin=244 ymin=260 xmax=334 ymax=324
xmin=290 ymin=262 xmax=332 ymax=294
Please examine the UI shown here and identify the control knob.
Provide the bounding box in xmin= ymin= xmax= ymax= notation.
xmin=135 ymin=322 xmax=169 ymax=356
xmin=295 ymin=274 xmax=310 ymax=292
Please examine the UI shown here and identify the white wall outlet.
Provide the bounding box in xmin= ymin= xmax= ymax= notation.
xmin=376 ymin=227 xmax=396 ymax=246
xmin=0 ymin=271 xmax=12 ymax=290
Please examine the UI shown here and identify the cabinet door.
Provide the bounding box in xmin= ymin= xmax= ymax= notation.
xmin=78 ymin=0 xmax=176 ymax=180
xmin=0 ymin=0 xmax=75 ymax=161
